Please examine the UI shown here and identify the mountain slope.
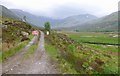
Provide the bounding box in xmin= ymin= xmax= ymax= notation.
xmin=10 ymin=9 xmax=43 ymax=27
xmin=2 ymin=17 xmax=32 ymax=43
xmin=0 ymin=5 xmax=62 ymax=28
xmin=1 ymin=5 xmax=117 ymax=32
xmin=67 ymin=11 xmax=119 ymax=32
xmin=10 ymin=9 xmax=62 ymax=27
xmin=0 ymin=5 xmax=20 ymax=19
xmin=55 ymin=14 xmax=97 ymax=28
xmin=11 ymin=9 xmax=97 ymax=28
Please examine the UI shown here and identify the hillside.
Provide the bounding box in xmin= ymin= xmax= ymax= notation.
xmin=11 ymin=9 xmax=97 ymax=28
xmin=10 ymin=9 xmax=62 ymax=27
xmin=69 ymin=11 xmax=119 ymax=32
xmin=1 ymin=16 xmax=33 ymax=51
xmin=0 ymin=5 xmax=20 ymax=20
xmin=1 ymin=5 xmax=118 ymax=32
xmin=2 ymin=17 xmax=32 ymax=41
xmin=55 ymin=14 xmax=97 ymax=28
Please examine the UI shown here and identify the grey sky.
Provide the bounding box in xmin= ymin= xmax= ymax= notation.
xmin=1 ymin=0 xmax=119 ymax=19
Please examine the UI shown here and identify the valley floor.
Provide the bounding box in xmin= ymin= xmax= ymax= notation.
xmin=1 ymin=31 xmax=118 ymax=74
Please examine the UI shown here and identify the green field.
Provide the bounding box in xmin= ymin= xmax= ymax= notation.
xmin=62 ymin=32 xmax=118 ymax=44
xmin=84 ymin=44 xmax=118 ymax=52
xmin=61 ymin=31 xmax=118 ymax=52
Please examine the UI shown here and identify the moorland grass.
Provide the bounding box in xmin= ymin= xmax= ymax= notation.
xmin=45 ymin=42 xmax=78 ymax=74
xmin=45 ymin=31 xmax=118 ymax=74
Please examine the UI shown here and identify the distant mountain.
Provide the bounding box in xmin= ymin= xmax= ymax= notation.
xmin=55 ymin=14 xmax=97 ymax=28
xmin=1 ymin=5 xmax=97 ymax=28
xmin=0 ymin=5 xmax=20 ymax=19
xmin=2 ymin=5 xmax=117 ymax=32
xmin=70 ymin=11 xmax=119 ymax=32
xmin=10 ymin=9 xmax=97 ymax=28
xmin=10 ymin=9 xmax=43 ymax=27
xmin=10 ymin=9 xmax=62 ymax=27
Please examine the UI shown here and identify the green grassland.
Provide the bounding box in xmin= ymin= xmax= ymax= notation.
xmin=84 ymin=44 xmax=118 ymax=52
xmin=61 ymin=31 xmax=118 ymax=52
xmin=62 ymin=32 xmax=118 ymax=44
xmin=45 ymin=31 xmax=118 ymax=74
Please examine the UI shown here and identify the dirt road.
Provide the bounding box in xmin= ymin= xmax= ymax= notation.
xmin=2 ymin=35 xmax=38 ymax=74
xmin=2 ymin=31 xmax=59 ymax=74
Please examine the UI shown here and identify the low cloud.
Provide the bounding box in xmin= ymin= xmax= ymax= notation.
xmin=1 ymin=0 xmax=119 ymax=19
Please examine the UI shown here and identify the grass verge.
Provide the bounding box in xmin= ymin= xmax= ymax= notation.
xmin=2 ymin=35 xmax=34 ymax=63
xmin=23 ymin=44 xmax=38 ymax=59
xmin=2 ymin=40 xmax=29 ymax=62
xmin=45 ymin=42 xmax=78 ymax=74
xmin=45 ymin=42 xmax=59 ymax=60
xmin=0 ymin=52 xmax=2 ymax=63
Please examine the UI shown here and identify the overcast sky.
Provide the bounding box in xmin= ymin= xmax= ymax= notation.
xmin=1 ymin=0 xmax=120 ymax=19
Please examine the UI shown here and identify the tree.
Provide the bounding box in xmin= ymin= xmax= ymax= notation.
xmin=23 ymin=16 xmax=26 ymax=22
xmin=44 ymin=22 xmax=51 ymax=32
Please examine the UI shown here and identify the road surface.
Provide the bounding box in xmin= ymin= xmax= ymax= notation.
xmin=2 ymin=35 xmax=38 ymax=74
xmin=2 ymin=31 xmax=59 ymax=74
